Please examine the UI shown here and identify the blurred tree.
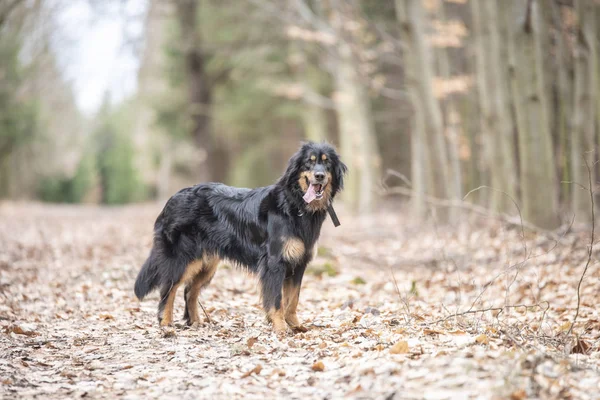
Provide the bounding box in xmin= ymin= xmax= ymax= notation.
xmin=396 ymin=0 xmax=452 ymax=221
xmin=324 ymin=0 xmax=381 ymax=213
xmin=0 ymin=36 xmax=38 ymax=198
xmin=472 ymin=0 xmax=518 ymax=214
xmin=95 ymin=99 xmax=144 ymax=205
xmin=507 ymin=0 xmax=559 ymax=229
xmin=571 ymin=0 xmax=598 ymax=223
xmin=394 ymin=0 xmax=432 ymax=219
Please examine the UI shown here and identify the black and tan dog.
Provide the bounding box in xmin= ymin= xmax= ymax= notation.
xmin=134 ymin=142 xmax=347 ymax=334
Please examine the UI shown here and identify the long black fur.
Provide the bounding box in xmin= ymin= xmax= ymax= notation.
xmin=134 ymin=142 xmax=347 ymax=325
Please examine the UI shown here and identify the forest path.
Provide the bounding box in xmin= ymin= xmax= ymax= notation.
xmin=1 ymin=203 xmax=599 ymax=399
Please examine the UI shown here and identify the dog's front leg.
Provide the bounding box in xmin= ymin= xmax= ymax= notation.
xmin=283 ymin=266 xmax=308 ymax=332
xmin=261 ymin=214 xmax=294 ymax=336
xmin=260 ymin=258 xmax=288 ymax=336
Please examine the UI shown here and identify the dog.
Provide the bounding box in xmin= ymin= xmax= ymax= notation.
xmin=134 ymin=142 xmax=347 ymax=335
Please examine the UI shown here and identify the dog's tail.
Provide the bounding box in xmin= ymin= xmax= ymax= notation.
xmin=134 ymin=250 xmax=160 ymax=300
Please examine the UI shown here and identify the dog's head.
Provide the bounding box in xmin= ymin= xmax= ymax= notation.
xmin=281 ymin=142 xmax=347 ymax=212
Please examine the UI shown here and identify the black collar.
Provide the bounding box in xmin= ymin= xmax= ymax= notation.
xmin=296 ymin=204 xmax=341 ymax=227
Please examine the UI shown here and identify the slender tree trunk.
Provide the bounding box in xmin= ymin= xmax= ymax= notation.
xmin=176 ymin=0 xmax=222 ymax=183
xmin=333 ymin=39 xmax=381 ymax=213
xmin=396 ymin=0 xmax=451 ymax=222
xmin=473 ymin=0 xmax=518 ymax=214
xmin=550 ymin=0 xmax=573 ymax=206
xmin=471 ymin=0 xmax=493 ymax=205
xmin=433 ymin=0 xmax=463 ymax=221
xmin=395 ymin=0 xmax=434 ymax=220
xmin=572 ymin=0 xmax=597 ymax=224
xmin=303 ymin=103 xmax=327 ymax=142
xmin=509 ymin=0 xmax=560 ymax=229
xmin=157 ymin=140 xmax=173 ymax=200
xmin=290 ymin=39 xmax=328 ymax=143
xmin=302 ymin=63 xmax=328 ymax=142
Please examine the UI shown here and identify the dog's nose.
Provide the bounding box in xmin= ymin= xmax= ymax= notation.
xmin=314 ymin=172 xmax=325 ymax=181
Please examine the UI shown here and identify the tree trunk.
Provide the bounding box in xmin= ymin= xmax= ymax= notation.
xmin=396 ymin=0 xmax=451 ymax=222
xmin=176 ymin=0 xmax=220 ymax=183
xmin=333 ymin=40 xmax=380 ymax=213
xmin=550 ymin=0 xmax=573 ymax=206
xmin=303 ymin=102 xmax=328 ymax=142
xmin=510 ymin=0 xmax=560 ymax=229
xmin=572 ymin=0 xmax=597 ymax=224
xmin=433 ymin=0 xmax=463 ymax=221
xmin=473 ymin=0 xmax=518 ymax=214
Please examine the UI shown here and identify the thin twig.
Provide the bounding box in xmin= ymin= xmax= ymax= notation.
xmin=389 ymin=266 xmax=411 ymax=324
xmin=381 ymin=185 xmax=561 ymax=236
xmin=566 ymin=156 xmax=595 ymax=338
xmin=428 ymin=302 xmax=550 ymax=325
xmin=198 ymin=300 xmax=212 ymax=324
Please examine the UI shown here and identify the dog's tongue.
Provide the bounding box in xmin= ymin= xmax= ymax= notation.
xmin=303 ymin=184 xmax=317 ymax=203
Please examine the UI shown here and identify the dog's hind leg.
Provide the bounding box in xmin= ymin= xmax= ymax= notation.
xmin=157 ymin=282 xmax=180 ymax=327
xmin=183 ymin=256 xmax=219 ymax=326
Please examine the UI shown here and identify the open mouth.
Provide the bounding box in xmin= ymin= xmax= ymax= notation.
xmin=314 ymin=183 xmax=324 ymax=199
xmin=303 ymin=178 xmax=327 ymax=204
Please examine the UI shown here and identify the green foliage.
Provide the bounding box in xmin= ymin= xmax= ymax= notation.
xmin=0 ymin=35 xmax=39 ymax=195
xmin=38 ymin=151 xmax=96 ymax=203
xmin=351 ymin=277 xmax=367 ymax=285
xmin=308 ymin=262 xmax=339 ymax=278
xmin=155 ymin=1 xmax=307 ymax=186
xmin=95 ymin=101 xmax=145 ymax=205
xmin=37 ymin=98 xmax=146 ymax=205
xmin=71 ymin=152 xmax=96 ymax=202
xmin=410 ymin=280 xmax=419 ymax=297
xmin=38 ymin=176 xmax=73 ymax=203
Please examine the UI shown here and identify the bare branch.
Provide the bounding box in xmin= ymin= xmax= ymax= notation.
xmin=566 ymin=155 xmax=595 ymax=338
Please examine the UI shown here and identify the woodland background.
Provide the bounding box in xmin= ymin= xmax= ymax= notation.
xmin=2 ymin=0 xmax=600 ymax=230
xmin=3 ymin=1 xmax=600 ymax=398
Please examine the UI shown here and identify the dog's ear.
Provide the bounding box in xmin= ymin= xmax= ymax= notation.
xmin=282 ymin=148 xmax=305 ymax=188
xmin=334 ymin=158 xmax=348 ymax=192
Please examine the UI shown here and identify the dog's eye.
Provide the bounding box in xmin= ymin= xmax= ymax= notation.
xmin=310 ymin=155 xmax=316 ymax=162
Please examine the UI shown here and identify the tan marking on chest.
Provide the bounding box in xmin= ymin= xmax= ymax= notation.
xmin=282 ymin=237 xmax=305 ymax=262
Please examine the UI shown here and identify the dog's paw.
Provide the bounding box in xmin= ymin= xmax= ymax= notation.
xmin=160 ymin=326 xmax=176 ymax=338
xmin=273 ymin=326 xmax=291 ymax=339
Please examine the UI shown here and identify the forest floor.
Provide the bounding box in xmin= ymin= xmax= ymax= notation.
xmin=1 ymin=202 xmax=600 ymax=399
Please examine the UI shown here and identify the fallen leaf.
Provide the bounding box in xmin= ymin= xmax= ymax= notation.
xmin=311 ymin=361 xmax=325 ymax=371
xmin=558 ymin=322 xmax=572 ymax=332
xmin=390 ymin=340 xmax=409 ymax=354
xmin=241 ymin=364 xmax=262 ymax=378
xmin=247 ymin=336 xmax=258 ymax=349
xmin=348 ymin=384 xmax=363 ymax=394
xmin=5 ymin=325 xmax=38 ymax=337
xmin=510 ymin=389 xmax=527 ymax=400
xmin=475 ymin=334 xmax=489 ymax=345
xmin=571 ymin=337 xmax=592 ymax=355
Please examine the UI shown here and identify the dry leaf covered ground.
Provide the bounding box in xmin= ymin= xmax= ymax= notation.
xmin=1 ymin=202 xmax=600 ymax=399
